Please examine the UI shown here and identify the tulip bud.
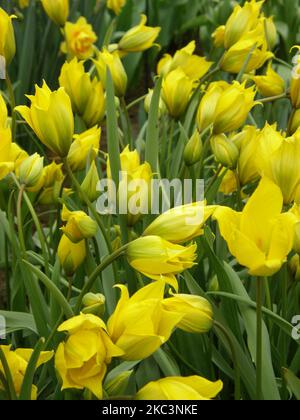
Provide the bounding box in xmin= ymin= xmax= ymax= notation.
xmin=184 ymin=131 xmax=203 ymax=166
xmin=211 ymin=134 xmax=239 ymax=169
xmin=208 ymin=275 xmax=219 ymax=292
xmin=82 ymin=293 xmax=106 ymax=317
xmin=144 ymin=89 xmax=166 ymax=117
xmin=94 ymin=49 xmax=127 ymax=97
xmin=249 ymin=63 xmax=285 ymax=97
xmin=81 ymin=161 xmax=101 ymax=203
xmin=289 ymin=109 xmax=300 ymax=135
xmin=67 ymin=126 xmax=101 ymax=172
xmin=107 ymin=0 xmax=126 ymax=16
xmin=41 ymin=0 xmax=69 ymax=27
xmin=0 ymin=7 xmax=16 ymax=66
xmin=162 ymin=68 xmax=194 ymax=118
xmin=118 ymin=15 xmax=161 ymax=53
xmin=212 ymin=25 xmax=225 ymax=48
xmin=265 ymin=17 xmax=278 ymax=50
xmin=18 ymin=153 xmax=44 ymax=187
xmin=105 ymin=371 xmax=133 ymax=397
xmin=58 ymin=234 xmax=86 ymax=275
xmin=61 ymin=205 xmax=98 ymax=243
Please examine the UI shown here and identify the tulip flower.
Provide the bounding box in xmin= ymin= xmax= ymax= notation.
xmin=80 ymin=161 xmax=101 ymax=203
xmin=264 ymin=16 xmax=278 ymax=50
xmin=41 ymin=0 xmax=69 ymax=27
xmin=67 ymin=126 xmax=101 ymax=172
xmin=15 ymin=81 xmax=74 ymax=158
xmin=126 ymin=236 xmax=197 ymax=290
xmin=289 ymin=108 xmax=300 ymax=135
xmin=61 ymin=17 xmax=97 ymax=60
xmin=143 ymin=202 xmax=216 ymax=244
xmin=248 ymin=63 xmax=285 ymax=97
xmin=219 ymin=169 xmax=238 ymax=195
xmin=223 ymin=0 xmax=264 ymax=49
xmin=118 ymin=15 xmax=161 ymax=53
xmin=158 ymin=41 xmax=213 ymax=81
xmin=61 ymin=205 xmax=98 ymax=244
xmin=197 ymin=81 xmax=258 ymax=134
xmin=0 ymin=345 xmax=53 ymax=400
xmin=17 ymin=153 xmax=44 ymax=188
xmin=55 ymin=314 xmax=124 ymax=399
xmin=211 ymin=134 xmax=239 ymax=169
xmin=144 ymin=89 xmax=167 ymax=117
xmin=212 ymin=25 xmax=225 ymax=48
xmin=94 ymin=49 xmax=127 ymax=97
xmin=162 ymin=68 xmax=194 ymax=118
xmin=0 ymin=7 xmax=16 ymax=66
xmin=0 ymin=128 xmax=15 ymax=181
xmin=58 ymin=234 xmax=86 ymax=275
xmin=162 ymin=294 xmax=213 ymax=333
xmin=136 ymin=376 xmax=223 ymax=400
xmin=37 ymin=162 xmax=66 ymax=205
xmin=0 ymin=93 xmax=8 ymax=128
xmin=107 ymin=281 xmax=183 ymax=360
xmin=59 ymin=58 xmax=105 ymax=127
xmin=107 ymin=0 xmax=126 ymax=16
xmin=214 ymin=177 xmax=297 ymax=277
xmin=184 ymin=131 xmax=203 ymax=166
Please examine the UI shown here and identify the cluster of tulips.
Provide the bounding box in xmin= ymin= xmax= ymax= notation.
xmin=0 ymin=0 xmax=300 ymax=401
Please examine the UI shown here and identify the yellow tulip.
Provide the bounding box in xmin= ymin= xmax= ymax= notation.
xmin=118 ymin=15 xmax=161 ymax=53
xmin=162 ymin=68 xmax=194 ymax=118
xmin=144 ymin=88 xmax=167 ymax=117
xmin=67 ymin=126 xmax=101 ymax=172
xmin=162 ymin=294 xmax=213 ymax=334
xmin=0 ymin=127 xmax=15 ymax=180
xmin=143 ymin=202 xmax=216 ymax=244
xmin=261 ymin=129 xmax=300 ymax=205
xmin=158 ymin=41 xmax=213 ymax=81
xmin=211 ymin=134 xmax=239 ymax=169
xmin=289 ymin=204 xmax=300 ymax=255
xmin=136 ymin=376 xmax=223 ymax=400
xmin=221 ymin=25 xmax=273 ymax=74
xmin=126 ymin=236 xmax=197 ymax=290
xmin=18 ymin=0 xmax=29 ymax=8
xmin=0 ymin=345 xmax=53 ymax=400
xmin=55 ymin=313 xmax=124 ymax=399
xmin=58 ymin=234 xmax=86 ymax=275
xmin=94 ymin=49 xmax=127 ymax=97
xmin=37 ymin=162 xmax=65 ymax=205
xmin=107 ymin=281 xmax=183 ymax=361
xmin=17 ymin=153 xmax=44 ymax=188
xmin=61 ymin=17 xmax=97 ymax=60
xmin=289 ymin=108 xmax=300 ymax=135
xmin=264 ymin=16 xmax=278 ymax=50
xmin=289 ymin=254 xmax=300 ymax=281
xmin=219 ymin=169 xmax=238 ymax=195
xmin=249 ymin=63 xmax=285 ymax=97
xmin=184 ymin=131 xmax=203 ymax=166
xmin=81 ymin=161 xmax=101 ymax=203
xmin=41 ymin=0 xmax=69 ymax=27
xmin=197 ymin=81 xmax=258 ymax=134
xmin=0 ymin=7 xmax=16 ymax=66
xmin=223 ymin=0 xmax=264 ymax=49
xmin=0 ymin=93 xmax=8 ymax=128
xmin=10 ymin=142 xmax=28 ymax=170
xmin=214 ymin=177 xmax=297 ymax=277
xmin=107 ymin=0 xmax=126 ymax=16
xmin=61 ymin=205 xmax=98 ymax=243
xmin=212 ymin=25 xmax=225 ymax=48
xmin=59 ymin=58 xmax=105 ymax=127
xmin=15 ymin=81 xmax=74 ymax=157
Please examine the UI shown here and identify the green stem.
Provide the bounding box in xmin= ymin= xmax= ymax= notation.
xmin=126 ymin=94 xmax=147 ymax=111
xmin=260 ymin=93 xmax=288 ymax=104
xmin=75 ymin=245 xmax=128 ymax=313
xmin=0 ymin=347 xmax=17 ymax=400
xmin=17 ymin=185 xmax=26 ymax=255
xmin=214 ymin=321 xmax=241 ymax=401
xmin=256 ymin=277 xmax=263 ymax=401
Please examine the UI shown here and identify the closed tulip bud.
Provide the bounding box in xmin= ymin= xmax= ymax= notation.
xmin=184 ymin=131 xmax=203 ymax=166
xmin=17 ymin=153 xmax=44 ymax=187
xmin=67 ymin=126 xmax=101 ymax=172
xmin=0 ymin=345 xmax=53 ymax=400
xmin=107 ymin=281 xmax=183 ymax=360
xmin=212 ymin=25 xmax=225 ymax=48
xmin=208 ymin=275 xmax=220 ymax=292
xmin=55 ymin=314 xmax=124 ymax=399
xmin=265 ymin=16 xmax=278 ymax=50
xmin=126 ymin=236 xmax=197 ymax=291
xmin=107 ymin=0 xmax=126 ymax=16
xmin=118 ymin=15 xmax=160 ymax=53
xmin=61 ymin=205 xmax=98 ymax=243
xmin=197 ymin=81 xmax=258 ymax=134
xmin=249 ymin=63 xmax=285 ymax=97
xmin=81 ymin=161 xmax=101 ymax=203
xmin=82 ymin=293 xmax=106 ymax=317
xmin=37 ymin=162 xmax=65 ymax=205
xmin=223 ymin=0 xmax=264 ymax=49
xmin=41 ymin=0 xmax=69 ymax=27
xmin=136 ymin=376 xmax=223 ymax=400
xmin=144 ymin=89 xmax=166 ymax=117
xmin=58 ymin=234 xmax=86 ymax=275
xmin=15 ymin=81 xmax=74 ymax=157
xmin=61 ymin=17 xmax=97 ymax=60
xmin=162 ymin=68 xmax=194 ymax=118
xmin=105 ymin=371 xmax=133 ymax=397
xmin=219 ymin=169 xmax=238 ymax=195
xmin=0 ymin=7 xmax=16 ymax=66
xmin=289 ymin=108 xmax=300 ymax=135
xmin=94 ymin=49 xmax=127 ymax=97
xmin=143 ymin=202 xmax=216 ymax=244
xmin=162 ymin=294 xmax=213 ymax=334
xmin=59 ymin=58 xmax=105 ymax=127
xmin=211 ymin=134 xmax=239 ymax=169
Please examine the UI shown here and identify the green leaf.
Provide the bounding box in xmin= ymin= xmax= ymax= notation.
xmin=0 ymin=311 xmax=37 ymax=335
xmin=145 ymin=77 xmax=162 ymax=172
xmin=283 ymin=369 xmax=300 ymax=400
